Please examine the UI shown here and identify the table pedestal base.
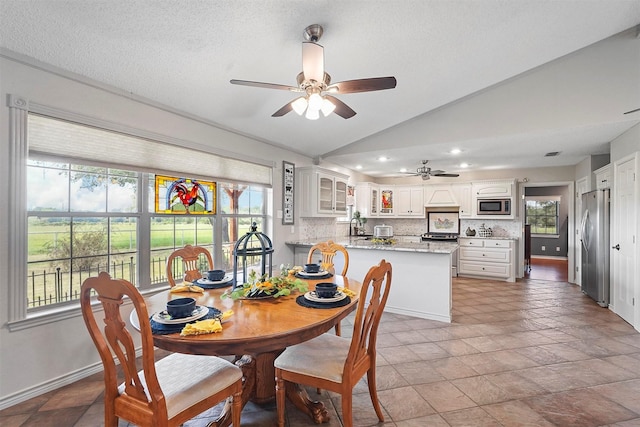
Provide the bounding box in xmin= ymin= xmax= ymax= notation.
xmin=206 ymin=353 xmax=330 ymax=426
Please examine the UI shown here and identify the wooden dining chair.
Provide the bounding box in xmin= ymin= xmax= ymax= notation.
xmin=306 ymin=240 xmax=350 ymax=336
xmin=166 ymin=244 xmax=214 ymax=287
xmin=306 ymin=240 xmax=349 ymax=276
xmin=81 ymin=272 xmax=243 ymax=427
xmin=274 ymin=259 xmax=392 ymax=427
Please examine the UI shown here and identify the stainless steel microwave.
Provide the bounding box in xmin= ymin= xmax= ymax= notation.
xmin=477 ymin=198 xmax=511 ymax=215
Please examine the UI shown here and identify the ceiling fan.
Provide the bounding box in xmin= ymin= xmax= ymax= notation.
xmin=624 ymin=107 xmax=640 ymax=114
xmin=230 ymin=24 xmax=397 ymax=120
xmin=403 ymin=160 xmax=460 ymax=181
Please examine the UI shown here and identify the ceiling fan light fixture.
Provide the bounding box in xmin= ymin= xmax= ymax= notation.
xmin=308 ymin=92 xmax=323 ymax=110
xmin=291 ymin=97 xmax=308 ymax=115
xmin=320 ymin=98 xmax=336 ymax=116
xmin=305 ymin=107 xmax=320 ymax=120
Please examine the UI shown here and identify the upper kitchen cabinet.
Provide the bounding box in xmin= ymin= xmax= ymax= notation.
xmin=451 ymin=183 xmax=473 ymax=217
xmin=298 ymin=167 xmax=349 ymax=217
xmin=424 ymin=185 xmax=458 ymax=207
xmin=396 ymin=186 xmax=425 ymax=217
xmin=594 ymin=164 xmax=612 ymax=189
xmin=472 ymin=180 xmax=514 ymax=198
xmin=355 ymin=182 xmax=379 ymax=218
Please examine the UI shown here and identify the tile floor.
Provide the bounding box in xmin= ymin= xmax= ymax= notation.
xmin=2 ymin=274 xmax=640 ymax=427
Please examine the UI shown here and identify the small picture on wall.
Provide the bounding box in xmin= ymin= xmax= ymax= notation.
xmin=427 ymin=211 xmax=460 ymax=235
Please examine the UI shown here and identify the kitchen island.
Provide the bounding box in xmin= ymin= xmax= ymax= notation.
xmin=286 ymin=238 xmax=458 ymax=323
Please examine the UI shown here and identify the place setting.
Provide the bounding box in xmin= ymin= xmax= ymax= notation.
xmin=296 ymin=282 xmax=354 ymax=309
xmin=149 ymin=297 xmax=232 ymax=335
xmin=294 ymin=263 xmax=333 ymax=280
xmin=191 ymin=269 xmax=234 ymax=289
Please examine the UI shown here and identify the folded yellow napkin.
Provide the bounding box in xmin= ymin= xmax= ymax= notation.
xmin=179 ymin=310 xmax=234 ymax=336
xmin=338 ymin=287 xmax=356 ymax=297
xmin=180 ymin=318 xmax=222 ymax=336
xmin=170 ymin=284 xmax=204 ymax=293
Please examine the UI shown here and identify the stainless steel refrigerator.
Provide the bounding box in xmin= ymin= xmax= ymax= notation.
xmin=580 ymin=189 xmax=610 ymax=307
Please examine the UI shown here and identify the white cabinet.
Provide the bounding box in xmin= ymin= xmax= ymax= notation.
xmin=451 ymin=184 xmax=472 ymax=217
xmin=472 ymin=180 xmax=514 ymax=198
xmin=424 ymin=185 xmax=458 ymax=207
xmin=298 ymin=167 xmax=349 ymax=217
xmin=396 ymin=186 xmax=425 ymax=217
xmin=594 ymin=164 xmax=612 ymax=189
xmin=458 ymin=238 xmax=516 ymax=282
xmin=355 ymin=182 xmax=379 ymax=217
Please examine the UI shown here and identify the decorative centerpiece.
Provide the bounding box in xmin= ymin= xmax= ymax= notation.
xmin=223 ymin=265 xmax=308 ymax=300
xmin=370 ymin=237 xmax=397 ymax=245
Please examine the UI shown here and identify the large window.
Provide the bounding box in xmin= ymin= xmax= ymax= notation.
xmin=24 ymin=114 xmax=270 ymax=312
xmin=526 ymin=197 xmax=560 ymax=235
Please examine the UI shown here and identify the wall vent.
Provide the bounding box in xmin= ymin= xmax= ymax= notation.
xmin=545 ymin=151 xmax=561 ymax=157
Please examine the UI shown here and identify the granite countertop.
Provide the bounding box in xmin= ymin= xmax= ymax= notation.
xmin=458 ymin=236 xmax=518 ymax=240
xmin=286 ymin=238 xmax=458 ymax=255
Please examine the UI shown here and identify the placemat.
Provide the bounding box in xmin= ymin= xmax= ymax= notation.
xmin=193 ymin=278 xmax=234 ymax=289
xmin=295 ymin=272 xmax=333 ymax=280
xmin=296 ymin=295 xmax=351 ymax=309
xmin=150 ymin=306 xmax=222 ymax=335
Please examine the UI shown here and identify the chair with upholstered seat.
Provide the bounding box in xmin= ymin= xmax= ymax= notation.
xmin=274 ymin=259 xmax=392 ymax=427
xmin=166 ymin=244 xmax=214 ymax=287
xmin=81 ymin=272 xmax=243 ymax=427
xmin=306 ymin=240 xmax=349 ymax=276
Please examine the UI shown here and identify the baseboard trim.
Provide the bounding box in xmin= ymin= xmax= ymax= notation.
xmin=531 ymin=255 xmax=568 ymax=260
xmin=0 ymin=348 xmax=142 ymax=411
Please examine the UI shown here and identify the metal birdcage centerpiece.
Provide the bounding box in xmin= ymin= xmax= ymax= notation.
xmin=232 ymin=222 xmax=274 ymax=285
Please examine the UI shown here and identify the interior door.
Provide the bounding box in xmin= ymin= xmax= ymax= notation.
xmin=575 ymin=177 xmax=589 ymax=286
xmin=612 ymin=156 xmax=637 ymax=326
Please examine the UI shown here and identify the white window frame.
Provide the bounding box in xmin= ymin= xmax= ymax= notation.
xmin=7 ymin=95 xmax=272 ymax=330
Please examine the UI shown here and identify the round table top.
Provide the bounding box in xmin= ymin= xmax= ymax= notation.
xmin=134 ymin=275 xmax=362 ymax=356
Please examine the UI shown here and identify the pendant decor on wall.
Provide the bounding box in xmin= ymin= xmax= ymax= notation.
xmin=155 ymin=175 xmax=216 ymax=214
xmin=282 ymin=161 xmax=295 ymax=225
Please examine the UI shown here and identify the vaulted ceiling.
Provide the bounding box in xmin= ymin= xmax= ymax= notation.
xmin=1 ymin=1 xmax=639 ymax=177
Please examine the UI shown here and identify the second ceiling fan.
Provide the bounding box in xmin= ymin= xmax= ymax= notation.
xmin=230 ymin=24 xmax=396 ymax=120
xmin=404 ymin=160 xmax=460 ymax=180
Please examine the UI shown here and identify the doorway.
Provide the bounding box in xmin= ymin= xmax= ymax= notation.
xmin=518 ymin=181 xmax=575 ymax=283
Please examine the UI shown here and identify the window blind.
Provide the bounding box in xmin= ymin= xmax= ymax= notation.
xmin=27 ymin=114 xmax=272 ymax=186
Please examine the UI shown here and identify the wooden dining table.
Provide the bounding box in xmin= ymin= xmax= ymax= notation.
xmin=131 ymin=273 xmax=362 ymax=427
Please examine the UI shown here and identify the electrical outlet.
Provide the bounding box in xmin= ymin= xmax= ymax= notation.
xmin=556 ymin=247 xmax=560 ymax=252
xmin=541 ymin=246 xmax=546 ymax=251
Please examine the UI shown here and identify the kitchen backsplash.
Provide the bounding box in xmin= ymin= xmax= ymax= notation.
xmin=298 ymin=217 xmax=522 ymax=240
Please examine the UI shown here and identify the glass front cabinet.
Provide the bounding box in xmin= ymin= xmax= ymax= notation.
xmin=298 ymin=167 xmax=350 ymax=217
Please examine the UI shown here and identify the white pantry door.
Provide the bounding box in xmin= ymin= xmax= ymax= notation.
xmin=612 ymin=155 xmax=637 ymax=326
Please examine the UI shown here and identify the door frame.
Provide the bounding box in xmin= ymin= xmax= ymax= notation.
xmin=518 ymin=180 xmax=575 ymax=283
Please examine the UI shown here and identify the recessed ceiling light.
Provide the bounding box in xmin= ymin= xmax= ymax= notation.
xmin=460 ymin=163 xmax=469 ymax=168
xmin=377 ymin=156 xmax=388 ymax=162
xmin=450 ymin=148 xmax=461 ymax=155
xmin=355 ymin=165 xmax=363 ymax=170
xmin=400 ymin=168 xmax=407 ymax=173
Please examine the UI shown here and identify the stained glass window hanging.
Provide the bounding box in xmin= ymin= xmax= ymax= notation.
xmin=155 ymin=175 xmax=216 ymax=214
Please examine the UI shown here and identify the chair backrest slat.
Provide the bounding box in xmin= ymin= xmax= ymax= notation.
xmin=306 ymin=240 xmax=349 ymax=276
xmin=166 ymin=245 xmax=214 ymax=287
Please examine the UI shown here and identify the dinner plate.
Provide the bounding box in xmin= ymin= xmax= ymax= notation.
xmin=298 ymin=270 xmax=330 ymax=277
xmin=195 ymin=275 xmax=233 ymax=286
xmin=304 ymin=291 xmax=347 ymax=304
xmin=152 ymin=305 xmax=209 ymax=324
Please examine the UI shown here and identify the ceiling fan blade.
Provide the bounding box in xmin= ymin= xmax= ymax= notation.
xmin=429 ymin=169 xmax=445 ymax=175
xmin=329 ymin=76 xmax=397 ymax=94
xmin=230 ymin=79 xmax=299 ymax=91
xmin=623 ymin=107 xmax=640 ymax=114
xmin=433 ymin=173 xmax=460 ymax=177
xmin=271 ymin=102 xmax=293 ymax=117
xmin=302 ymin=42 xmax=324 ymax=82
xmin=325 ymin=95 xmax=356 ymax=119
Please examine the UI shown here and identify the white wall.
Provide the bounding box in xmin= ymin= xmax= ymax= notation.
xmin=0 ymin=55 xmax=348 ymax=405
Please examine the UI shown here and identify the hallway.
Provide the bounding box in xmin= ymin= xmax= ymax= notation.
xmin=525 ymin=257 xmax=569 ymax=282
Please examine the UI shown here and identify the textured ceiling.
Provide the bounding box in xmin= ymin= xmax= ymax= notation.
xmin=1 ymin=0 xmax=639 ymax=177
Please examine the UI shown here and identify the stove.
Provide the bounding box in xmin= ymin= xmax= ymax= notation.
xmin=421 ymin=233 xmax=458 ymax=242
